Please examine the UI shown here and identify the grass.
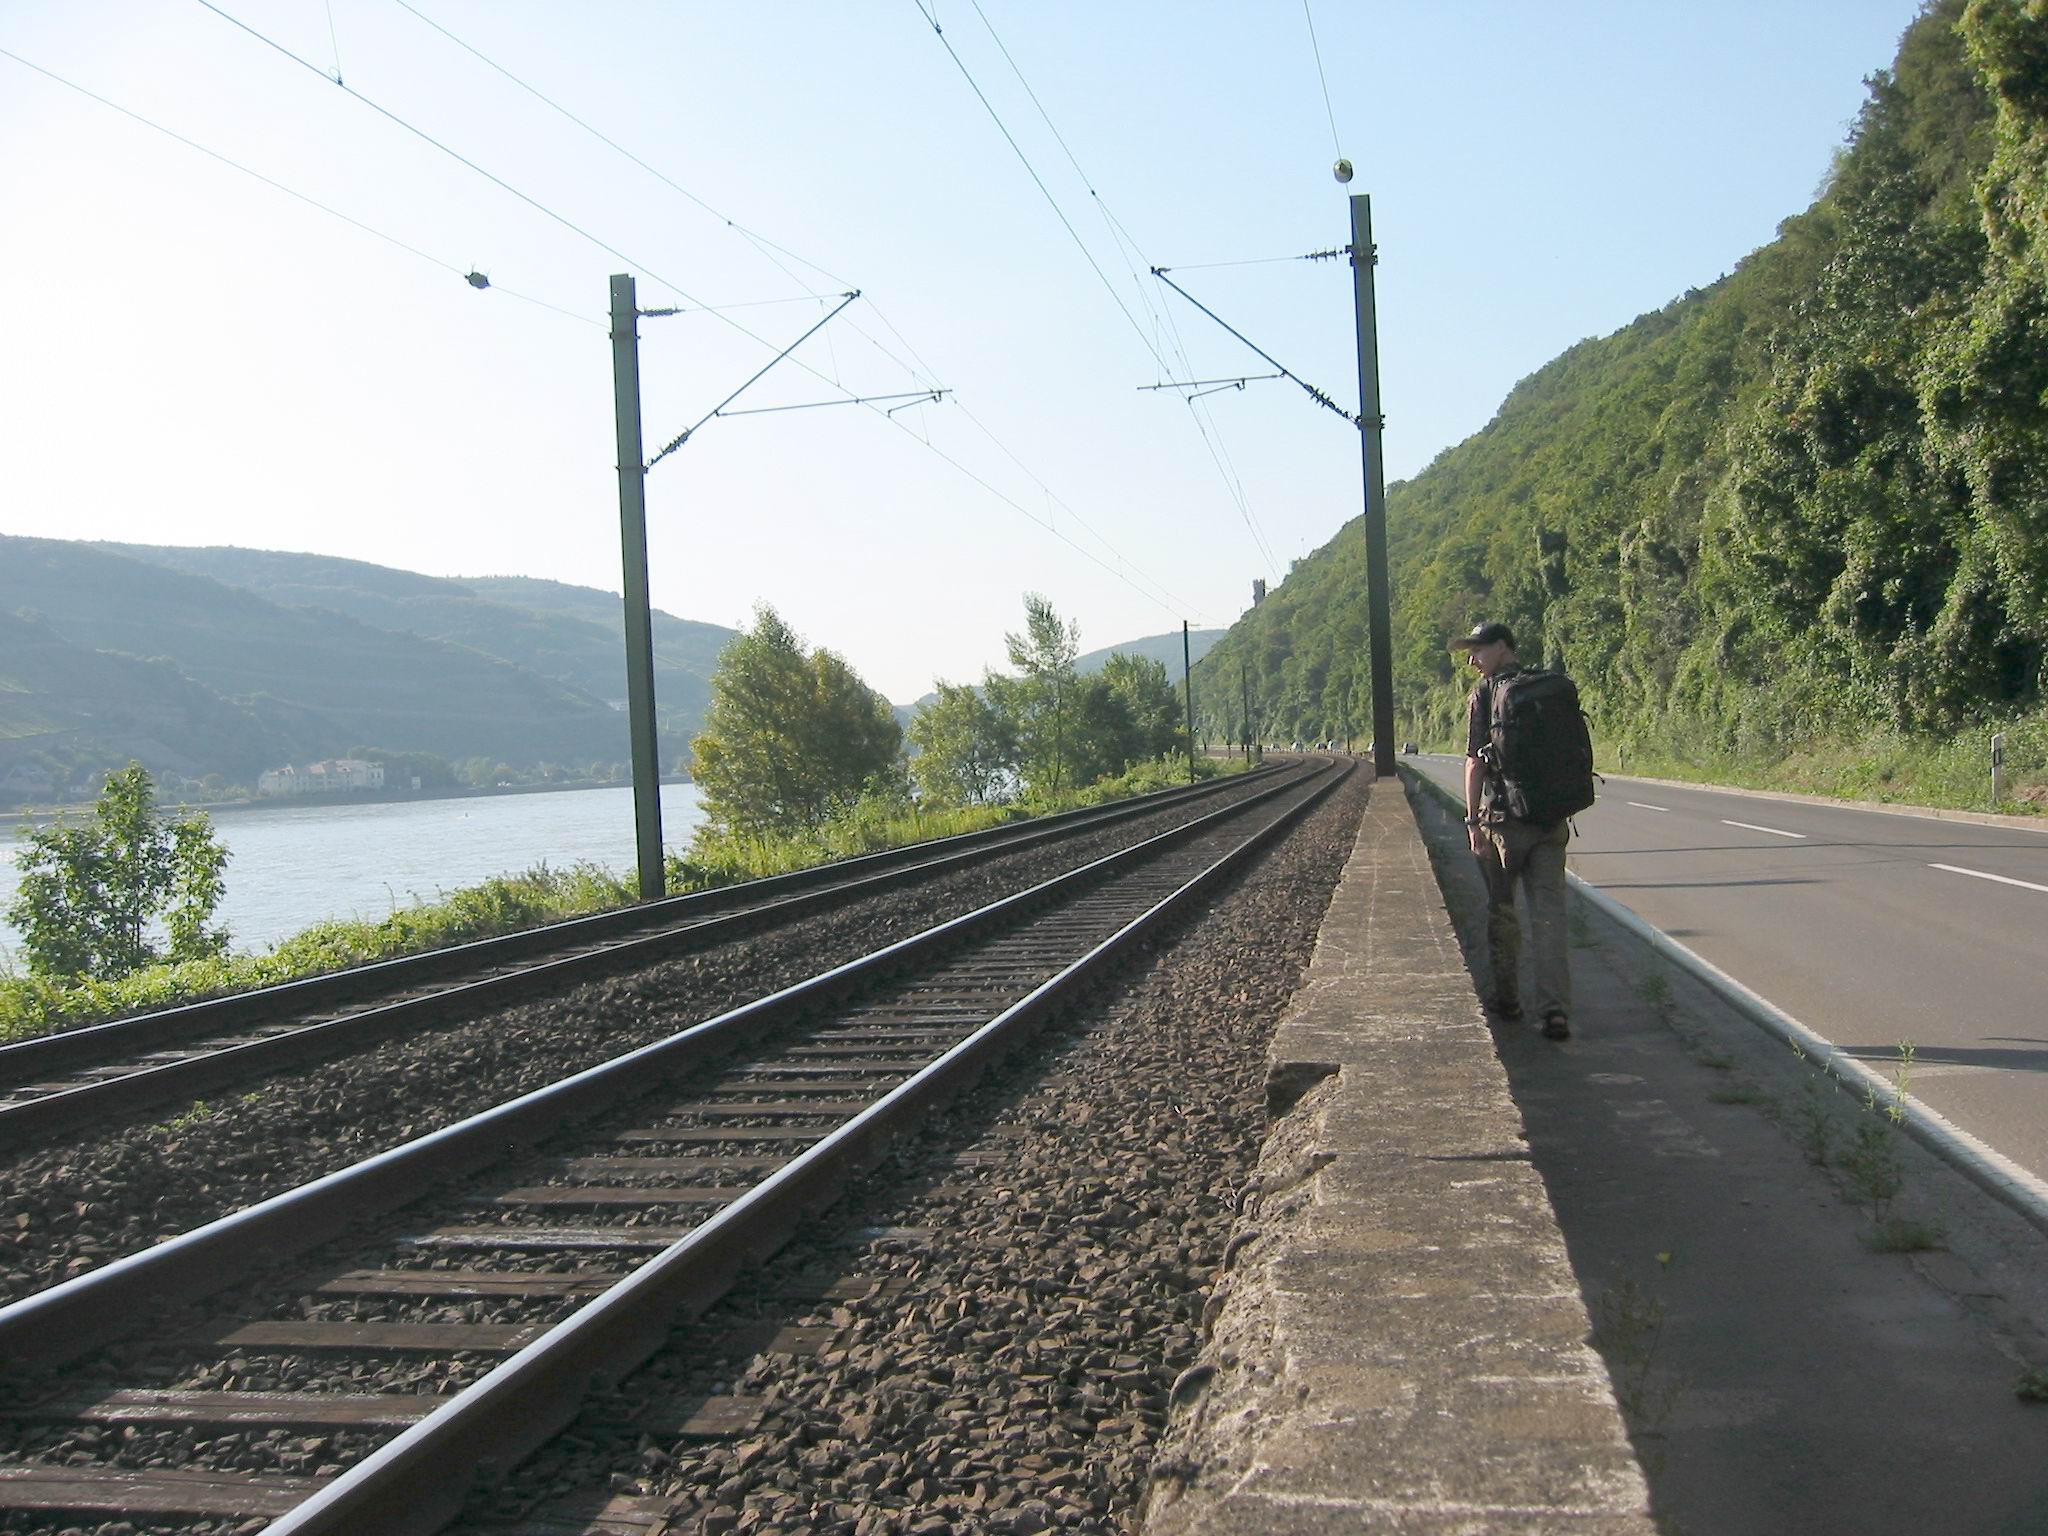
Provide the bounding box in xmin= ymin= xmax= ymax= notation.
xmin=1592 ymin=712 xmax=2048 ymax=816
xmin=666 ymin=755 xmax=1245 ymax=891
xmin=0 ymin=858 xmax=636 ymax=1047
xmin=1 ymin=757 xmax=1244 ymax=1048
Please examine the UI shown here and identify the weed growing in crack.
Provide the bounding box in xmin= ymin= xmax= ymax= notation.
xmin=1867 ymin=1217 xmax=1945 ymax=1252
xmin=1789 ymin=1077 xmax=1836 ymax=1166
xmin=1593 ymin=1273 xmax=1688 ymax=1440
xmin=1638 ymin=968 xmax=1673 ymax=1015
xmin=1840 ymin=1101 xmax=1905 ymax=1222
xmin=1708 ymin=1082 xmax=1768 ymax=1105
xmin=1568 ymin=904 xmax=1597 ymax=949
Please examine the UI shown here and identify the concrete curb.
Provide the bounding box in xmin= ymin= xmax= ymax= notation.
xmin=1401 ymin=766 xmax=2048 ymax=1244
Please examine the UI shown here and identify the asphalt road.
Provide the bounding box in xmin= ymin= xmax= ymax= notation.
xmin=1410 ymin=755 xmax=2048 ymax=1188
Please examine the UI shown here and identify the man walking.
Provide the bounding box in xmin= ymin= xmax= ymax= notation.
xmin=1456 ymin=621 xmax=1573 ymax=1040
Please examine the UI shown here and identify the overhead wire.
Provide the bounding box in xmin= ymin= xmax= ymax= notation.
xmin=163 ymin=0 xmax=1206 ymax=623
xmin=950 ymin=0 xmax=1284 ymax=580
xmin=1302 ymin=0 xmax=1344 ymax=162
xmin=389 ymin=0 xmax=965 ymax=417
xmin=0 ymin=44 xmax=596 ymax=327
xmin=388 ymin=0 xmax=861 ymax=303
xmin=911 ymin=0 xmax=1171 ymax=376
xmin=380 ymin=0 xmax=1204 ymax=620
xmin=323 ymin=0 xmax=345 ymax=83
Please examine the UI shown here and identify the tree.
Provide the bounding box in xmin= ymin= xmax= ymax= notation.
xmin=690 ymin=605 xmax=904 ymax=836
xmin=1098 ymin=652 xmax=1185 ymax=765
xmin=8 ymin=763 xmax=230 ymax=980
xmin=989 ymin=593 xmax=1081 ymax=794
xmin=909 ymin=681 xmax=1017 ymax=805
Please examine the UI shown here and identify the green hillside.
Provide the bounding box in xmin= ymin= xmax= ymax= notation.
xmin=0 ymin=537 xmax=702 ymax=794
xmin=108 ymin=547 xmax=730 ymax=728
xmin=1194 ymin=0 xmax=2048 ymax=791
xmin=0 ymin=609 xmax=306 ymax=792
xmin=460 ymin=573 xmax=730 ymax=723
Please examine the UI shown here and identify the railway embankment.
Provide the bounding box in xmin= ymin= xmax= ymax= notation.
xmin=1143 ymin=775 xmax=1651 ymax=1534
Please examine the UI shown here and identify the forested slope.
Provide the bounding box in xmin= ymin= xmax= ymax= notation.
xmin=1195 ymin=0 xmax=2048 ymax=778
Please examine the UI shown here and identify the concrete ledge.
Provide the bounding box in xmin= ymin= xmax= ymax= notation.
xmin=1142 ymin=782 xmax=1653 ymax=1535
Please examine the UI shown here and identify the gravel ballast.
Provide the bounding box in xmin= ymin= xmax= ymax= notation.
xmin=455 ymin=768 xmax=1373 ymax=1534
xmin=0 ymin=785 xmax=1285 ymax=1310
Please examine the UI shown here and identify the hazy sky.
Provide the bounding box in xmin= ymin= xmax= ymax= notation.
xmin=3 ymin=2 xmax=1923 ymax=702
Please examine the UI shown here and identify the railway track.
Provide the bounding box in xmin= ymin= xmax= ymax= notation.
xmin=0 ymin=760 xmax=1345 ymax=1536
xmin=0 ymin=767 xmax=1279 ymax=1149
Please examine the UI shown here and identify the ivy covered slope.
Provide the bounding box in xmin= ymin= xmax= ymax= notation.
xmin=1195 ymin=1 xmax=2048 ymax=787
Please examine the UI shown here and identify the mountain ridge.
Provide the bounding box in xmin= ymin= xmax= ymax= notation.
xmin=0 ymin=537 xmax=736 ymax=803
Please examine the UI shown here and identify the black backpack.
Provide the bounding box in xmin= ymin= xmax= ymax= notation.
xmin=1484 ymin=668 xmax=1596 ymax=826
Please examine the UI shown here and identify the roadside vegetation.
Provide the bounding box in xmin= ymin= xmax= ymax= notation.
xmin=4 ymin=595 xmax=1226 ymax=1045
xmin=1402 ymin=713 xmax=2047 ymax=815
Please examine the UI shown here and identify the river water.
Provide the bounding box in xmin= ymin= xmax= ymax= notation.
xmin=0 ymin=783 xmax=706 ymax=961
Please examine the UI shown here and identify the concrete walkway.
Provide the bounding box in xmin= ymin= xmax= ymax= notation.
xmin=1143 ymin=776 xmax=1653 ymax=1534
xmin=1144 ymin=772 xmax=2048 ymax=1535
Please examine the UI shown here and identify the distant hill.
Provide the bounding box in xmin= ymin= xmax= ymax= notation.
xmin=460 ymin=574 xmax=731 ymax=723
xmin=109 ymin=547 xmax=729 ymax=726
xmin=1074 ymin=628 xmax=1223 ymax=684
xmin=0 ymin=608 xmax=307 ymax=790
xmin=0 ymin=537 xmax=737 ymax=802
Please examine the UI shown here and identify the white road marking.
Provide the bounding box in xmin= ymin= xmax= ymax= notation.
xmin=1929 ymin=862 xmax=2048 ymax=895
xmin=1721 ymin=819 xmax=1806 ymax=839
xmin=1625 ymin=801 xmax=1669 ymax=812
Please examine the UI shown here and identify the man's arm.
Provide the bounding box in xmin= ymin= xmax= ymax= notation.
xmin=1465 ymin=753 xmax=1488 ymax=854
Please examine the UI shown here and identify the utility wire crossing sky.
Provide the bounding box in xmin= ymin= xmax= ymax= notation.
xmin=2 ymin=2 xmax=1923 ymax=702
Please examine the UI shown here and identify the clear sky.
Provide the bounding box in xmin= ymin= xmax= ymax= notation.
xmin=2 ymin=1 xmax=1925 ymax=704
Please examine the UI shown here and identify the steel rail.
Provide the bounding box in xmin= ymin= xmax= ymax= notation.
xmin=0 ymin=763 xmax=1327 ymax=1373
xmin=0 ymin=766 xmax=1278 ymax=1145
xmin=262 ymin=760 xmax=1351 ymax=1535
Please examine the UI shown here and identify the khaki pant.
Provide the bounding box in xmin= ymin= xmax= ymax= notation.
xmin=1476 ymin=817 xmax=1571 ymax=1020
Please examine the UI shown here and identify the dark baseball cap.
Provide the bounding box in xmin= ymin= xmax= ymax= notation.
xmin=1451 ymin=621 xmax=1515 ymax=651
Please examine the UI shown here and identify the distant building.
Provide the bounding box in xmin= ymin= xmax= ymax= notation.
xmin=257 ymin=758 xmax=386 ymax=797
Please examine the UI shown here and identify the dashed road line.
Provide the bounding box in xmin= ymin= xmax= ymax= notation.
xmin=1721 ymin=819 xmax=1806 ymax=839
xmin=1929 ymin=862 xmax=2048 ymax=895
xmin=1625 ymin=801 xmax=1669 ymax=812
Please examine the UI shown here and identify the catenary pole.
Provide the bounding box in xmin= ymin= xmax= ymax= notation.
xmin=1349 ymin=195 xmax=1397 ymax=778
xmin=1183 ymin=621 xmax=1196 ymax=784
xmin=610 ymin=274 xmax=665 ymax=900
